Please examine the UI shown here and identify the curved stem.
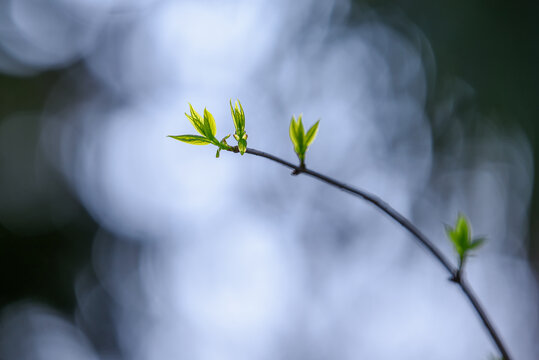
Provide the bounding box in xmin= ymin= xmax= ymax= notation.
xmin=237 ymin=146 xmax=512 ymax=360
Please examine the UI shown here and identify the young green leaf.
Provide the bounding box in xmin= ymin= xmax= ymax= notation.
xmin=454 ymin=215 xmax=470 ymax=243
xmin=469 ymin=237 xmax=485 ymax=250
xmin=446 ymin=219 xmax=465 ymax=261
xmin=230 ymin=99 xmax=247 ymax=155
xmin=186 ymin=104 xmax=206 ymax=136
xmin=305 ymin=119 xmax=320 ymax=147
xmin=296 ymin=114 xmax=305 ymax=153
xmin=446 ymin=214 xmax=486 ymax=268
xmin=230 ymin=100 xmax=238 ymax=128
xmin=289 ymin=115 xmax=320 ymax=166
xmin=203 ymin=108 xmax=217 ymax=138
xmin=289 ymin=116 xmax=299 ymax=151
xmin=168 ymin=135 xmax=212 ymax=145
xmin=238 ymin=101 xmax=245 ymax=129
xmin=290 ymin=115 xmax=304 ymax=157
xmin=230 ymin=100 xmax=245 ymax=131
xmin=189 ymin=103 xmax=204 ymax=122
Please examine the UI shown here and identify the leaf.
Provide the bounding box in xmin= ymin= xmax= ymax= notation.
xmin=234 ymin=102 xmax=240 ymax=128
xmin=447 ymin=235 xmax=464 ymax=260
xmin=231 ymin=101 xmax=238 ymax=129
xmin=168 ymin=135 xmax=212 ymax=145
xmin=230 ymin=100 xmax=237 ymax=128
xmin=446 ymin=214 xmax=470 ymax=255
xmin=446 ymin=214 xmax=486 ymax=267
xmin=185 ymin=113 xmax=206 ymax=136
xmin=446 ymin=224 xmax=463 ymax=260
xmin=288 ymin=116 xmax=297 ymax=145
xmin=469 ymin=237 xmax=485 ymax=250
xmin=186 ymin=104 xmax=206 ymax=136
xmin=216 ymin=148 xmax=221 ymax=158
xmin=454 ymin=214 xmax=470 ymax=247
xmin=230 ymin=99 xmax=246 ymax=139
xmin=189 ymin=103 xmax=202 ymax=121
xmin=296 ymin=114 xmax=305 ymax=152
xmin=238 ymin=100 xmax=245 ymax=129
xmin=203 ymin=108 xmax=217 ymax=137
xmin=289 ymin=116 xmax=299 ymax=151
xmin=238 ymin=138 xmax=247 ymax=155
xmin=305 ymin=119 xmax=320 ymax=147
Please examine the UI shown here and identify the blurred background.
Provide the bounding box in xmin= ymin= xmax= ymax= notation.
xmin=0 ymin=0 xmax=537 ymax=359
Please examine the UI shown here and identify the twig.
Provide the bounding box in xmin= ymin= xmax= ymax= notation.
xmin=235 ymin=146 xmax=512 ymax=360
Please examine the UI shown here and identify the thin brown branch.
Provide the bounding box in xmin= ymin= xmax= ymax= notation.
xmin=237 ymin=146 xmax=512 ymax=360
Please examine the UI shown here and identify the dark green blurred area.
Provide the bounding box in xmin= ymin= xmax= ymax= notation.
xmin=0 ymin=1 xmax=537 ymax=316
xmin=351 ymin=0 xmax=539 ymax=261
xmin=0 ymin=69 xmax=99 ymax=313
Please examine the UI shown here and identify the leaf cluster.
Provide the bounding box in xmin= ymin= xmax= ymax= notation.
xmin=230 ymin=100 xmax=247 ymax=155
xmin=169 ymin=101 xmax=322 ymax=167
xmin=289 ymin=115 xmax=319 ymax=166
xmin=445 ymin=214 xmax=485 ymax=268
xmin=168 ymin=103 xmax=243 ymax=158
